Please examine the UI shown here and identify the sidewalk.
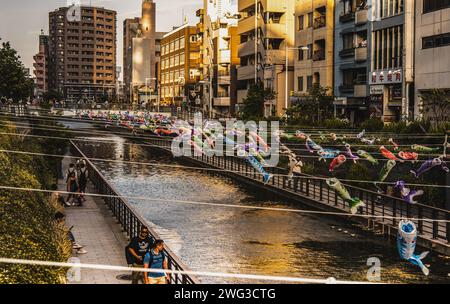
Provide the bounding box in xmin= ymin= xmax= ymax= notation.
xmin=59 ymin=156 xmax=130 ymax=284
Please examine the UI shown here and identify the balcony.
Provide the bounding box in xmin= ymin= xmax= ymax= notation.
xmin=313 ymin=49 xmax=325 ymax=61
xmin=313 ymin=16 xmax=326 ymax=29
xmin=266 ymin=49 xmax=285 ymax=65
xmin=355 ymin=9 xmax=368 ymax=25
xmin=354 ymin=84 xmax=368 ymax=97
xmin=238 ymin=0 xmax=286 ymax=13
xmin=339 ymin=11 xmax=355 ymax=23
xmin=238 ymin=40 xmax=263 ymax=58
xmin=219 ymin=50 xmax=231 ymax=64
xmin=213 ymin=97 xmax=231 ymax=107
xmin=339 ymin=48 xmax=355 ymax=58
xmin=265 ymin=23 xmax=285 ymax=39
xmin=237 ymin=65 xmax=256 ymax=81
xmin=339 ymin=84 xmax=354 ymax=93
xmin=355 ymin=47 xmax=367 ymax=62
xmin=238 ymin=16 xmax=262 ymax=36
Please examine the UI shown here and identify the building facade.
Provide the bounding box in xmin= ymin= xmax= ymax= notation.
xmin=369 ymin=0 xmax=415 ymax=123
xmin=334 ymin=0 xmax=371 ymax=124
xmin=159 ymin=24 xmax=202 ymax=106
xmin=123 ymin=0 xmax=165 ymax=104
xmin=48 ymin=5 xmax=117 ymax=102
xmin=293 ymin=0 xmax=335 ymax=103
xmin=33 ymin=31 xmax=49 ymax=99
xmin=237 ymin=0 xmax=296 ymax=117
xmin=197 ymin=0 xmax=240 ymax=116
xmin=414 ymin=0 xmax=450 ymax=121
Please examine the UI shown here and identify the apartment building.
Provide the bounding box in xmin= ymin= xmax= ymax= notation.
xmin=369 ymin=0 xmax=415 ymax=123
xmin=414 ymin=0 xmax=450 ymax=121
xmin=159 ymin=24 xmax=202 ymax=106
xmin=334 ymin=0 xmax=371 ymax=124
xmin=237 ymin=0 xmax=296 ymax=117
xmin=197 ymin=0 xmax=240 ymax=116
xmin=33 ymin=31 xmax=49 ymax=98
xmin=293 ymin=0 xmax=335 ymax=103
xmin=47 ymin=6 xmax=117 ymax=102
xmin=123 ymin=0 xmax=166 ymax=103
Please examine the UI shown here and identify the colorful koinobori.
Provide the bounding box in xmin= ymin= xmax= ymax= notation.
xmin=75 ymin=111 xmax=448 ymax=275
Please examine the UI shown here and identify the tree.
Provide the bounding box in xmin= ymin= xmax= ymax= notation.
xmin=419 ymin=89 xmax=450 ymax=130
xmin=308 ymin=84 xmax=334 ymax=124
xmin=240 ymin=82 xmax=276 ymax=120
xmin=0 ymin=40 xmax=34 ymax=101
xmin=286 ymin=84 xmax=334 ymax=125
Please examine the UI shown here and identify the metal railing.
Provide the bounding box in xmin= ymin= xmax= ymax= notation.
xmin=70 ymin=140 xmax=200 ymax=284
xmin=145 ymin=136 xmax=450 ymax=247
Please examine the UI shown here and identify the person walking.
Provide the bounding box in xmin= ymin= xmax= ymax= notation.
xmin=65 ymin=163 xmax=78 ymax=206
xmin=127 ymin=226 xmax=154 ymax=284
xmin=143 ymin=240 xmax=169 ymax=284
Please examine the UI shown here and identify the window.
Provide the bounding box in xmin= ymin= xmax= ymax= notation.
xmin=423 ymin=32 xmax=450 ymax=49
xmin=190 ymin=35 xmax=197 ymax=43
xmin=180 ymin=52 xmax=185 ymax=65
xmin=298 ymin=15 xmax=304 ymax=31
xmin=424 ymin=0 xmax=450 ymax=13
xmin=298 ymin=47 xmax=304 ymax=61
xmin=306 ymin=75 xmax=313 ymax=91
xmin=297 ymin=76 xmax=304 ymax=91
xmin=180 ymin=37 xmax=185 ymax=49
xmin=307 ymin=12 xmax=313 ymax=28
xmin=307 ymin=44 xmax=313 ymax=59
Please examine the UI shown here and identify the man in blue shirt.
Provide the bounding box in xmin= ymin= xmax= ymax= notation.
xmin=143 ymin=240 xmax=170 ymax=284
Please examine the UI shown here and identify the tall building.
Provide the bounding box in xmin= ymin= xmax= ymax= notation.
xmin=123 ymin=0 xmax=166 ymax=104
xmin=237 ymin=0 xmax=296 ymax=117
xmin=48 ymin=5 xmax=117 ymax=102
xmin=159 ymin=24 xmax=202 ymax=106
xmin=414 ymin=0 xmax=450 ymax=121
xmin=334 ymin=0 xmax=371 ymax=124
xmin=368 ymin=0 xmax=415 ymax=123
xmin=293 ymin=0 xmax=335 ymax=104
xmin=197 ymin=0 xmax=240 ymax=116
xmin=33 ymin=30 xmax=49 ymax=98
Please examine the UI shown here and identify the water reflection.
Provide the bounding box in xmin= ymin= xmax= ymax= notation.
xmin=77 ymin=136 xmax=450 ymax=284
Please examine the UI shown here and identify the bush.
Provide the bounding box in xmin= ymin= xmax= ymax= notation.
xmin=360 ymin=118 xmax=384 ymax=132
xmin=0 ymin=123 xmax=71 ymax=284
xmin=324 ymin=118 xmax=350 ymax=129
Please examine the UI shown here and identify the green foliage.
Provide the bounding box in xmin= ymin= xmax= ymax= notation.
xmin=346 ymin=162 xmax=371 ymax=182
xmin=0 ymin=40 xmax=34 ymax=101
xmin=360 ymin=118 xmax=384 ymax=132
xmin=240 ymin=82 xmax=276 ymax=120
xmin=0 ymin=123 xmax=71 ymax=284
xmin=383 ymin=120 xmax=430 ymax=134
xmin=324 ymin=118 xmax=350 ymax=129
xmin=286 ymin=84 xmax=334 ymax=125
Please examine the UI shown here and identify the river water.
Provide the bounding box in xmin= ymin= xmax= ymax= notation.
xmin=77 ymin=135 xmax=449 ymax=284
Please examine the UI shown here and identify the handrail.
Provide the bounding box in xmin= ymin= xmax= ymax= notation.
xmin=144 ymin=136 xmax=450 ymax=246
xmin=69 ymin=140 xmax=200 ymax=284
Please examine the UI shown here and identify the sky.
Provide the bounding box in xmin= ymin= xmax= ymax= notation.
xmin=0 ymin=0 xmax=203 ymax=77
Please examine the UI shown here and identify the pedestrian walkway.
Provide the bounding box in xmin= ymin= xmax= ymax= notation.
xmin=58 ymin=156 xmax=130 ymax=284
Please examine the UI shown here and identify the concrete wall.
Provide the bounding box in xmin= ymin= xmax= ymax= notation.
xmin=414 ymin=0 xmax=450 ymax=119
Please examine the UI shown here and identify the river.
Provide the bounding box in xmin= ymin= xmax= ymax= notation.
xmin=76 ymin=135 xmax=449 ymax=284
